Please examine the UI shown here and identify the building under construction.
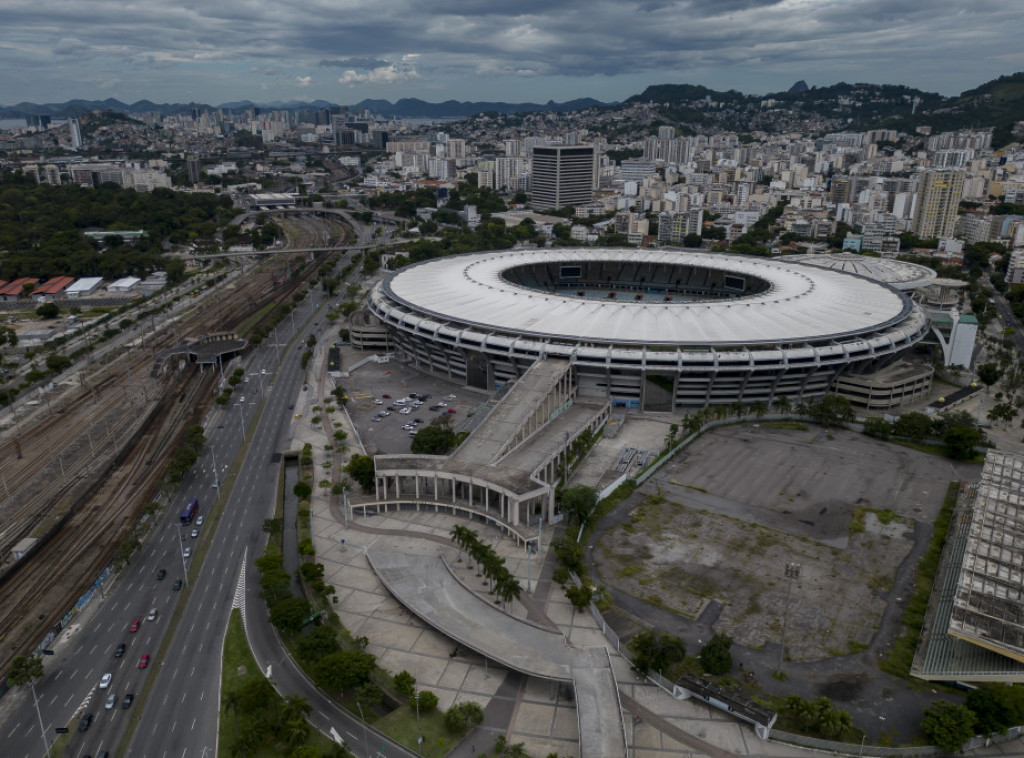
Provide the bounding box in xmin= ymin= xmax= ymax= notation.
xmin=912 ymin=452 xmax=1024 ymax=682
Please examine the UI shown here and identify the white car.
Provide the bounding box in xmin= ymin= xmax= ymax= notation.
xmin=196 ymin=516 xmax=204 ymax=526
xmin=99 ymin=673 xmax=112 ymax=689
xmin=373 ymin=399 xmax=383 ymax=405
xmin=183 ymin=547 xmax=192 ymax=559
xmin=380 ymin=411 xmax=390 ymax=416
xmin=437 ymin=401 xmax=447 ymax=407
xmin=105 ymin=693 xmax=117 ymax=710
xmin=399 ymin=408 xmax=412 ymax=415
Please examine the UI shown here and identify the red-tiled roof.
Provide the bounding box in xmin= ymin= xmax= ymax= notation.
xmin=0 ymin=278 xmax=39 ymax=297
xmin=34 ymin=276 xmax=75 ymax=295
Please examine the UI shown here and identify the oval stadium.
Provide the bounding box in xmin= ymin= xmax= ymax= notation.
xmin=362 ymin=248 xmax=930 ymax=410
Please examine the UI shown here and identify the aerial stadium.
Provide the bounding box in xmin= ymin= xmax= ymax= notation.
xmin=363 ymin=248 xmax=931 ymax=409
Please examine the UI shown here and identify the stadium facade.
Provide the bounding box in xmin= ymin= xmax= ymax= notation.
xmin=364 ymin=248 xmax=930 ymax=410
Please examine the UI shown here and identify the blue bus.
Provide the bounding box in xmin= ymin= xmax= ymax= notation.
xmin=180 ymin=498 xmax=199 ymax=524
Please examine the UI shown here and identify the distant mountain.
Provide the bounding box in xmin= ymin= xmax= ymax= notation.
xmin=349 ymin=97 xmax=608 ymax=118
xmin=788 ymin=80 xmax=809 ymax=94
xmin=0 ymin=95 xmax=608 ymax=120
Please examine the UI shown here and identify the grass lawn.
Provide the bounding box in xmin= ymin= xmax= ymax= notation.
xmin=374 ymin=704 xmax=460 ymax=758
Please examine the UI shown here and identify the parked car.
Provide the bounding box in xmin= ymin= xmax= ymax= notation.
xmin=447 ymin=409 xmax=457 ymax=414
xmin=382 ymin=394 xmax=392 ymax=399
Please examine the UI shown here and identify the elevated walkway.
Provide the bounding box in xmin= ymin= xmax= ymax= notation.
xmin=152 ymin=332 xmax=247 ymax=375
xmin=368 ymin=550 xmax=629 ymax=758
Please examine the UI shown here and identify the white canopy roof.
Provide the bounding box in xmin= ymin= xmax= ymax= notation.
xmin=382 ymin=249 xmax=912 ymax=346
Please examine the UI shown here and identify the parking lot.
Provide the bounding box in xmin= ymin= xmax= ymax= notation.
xmin=339 ymin=348 xmax=489 ymax=455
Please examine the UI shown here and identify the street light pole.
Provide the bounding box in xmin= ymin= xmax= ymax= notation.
xmin=414 ymin=693 xmax=422 ymax=754
xmin=210 ymin=445 xmax=220 ymax=490
xmin=237 ymin=402 xmax=246 ymax=441
xmin=778 ymin=562 xmax=799 ymax=673
xmin=179 ymin=524 xmax=190 ymax=587
xmin=356 ymin=702 xmax=370 ymax=758
xmin=30 ymin=680 xmax=50 ymax=757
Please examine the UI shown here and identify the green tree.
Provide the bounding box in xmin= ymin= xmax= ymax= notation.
xmin=394 ymin=670 xmax=416 ymax=699
xmin=7 ymin=655 xmax=44 ymax=686
xmin=683 ymin=233 xmax=703 ymax=247
xmin=807 ymin=394 xmax=855 ymax=427
xmin=344 ymin=454 xmax=375 ymax=492
xmin=295 ymin=625 xmax=341 ymax=664
xmin=444 ymin=701 xmax=485 ymax=735
xmin=269 ymin=596 xmax=313 ymax=634
xmin=417 ymin=690 xmax=439 ymax=712
xmin=921 ymin=700 xmax=977 ymax=753
xmin=35 ymin=302 xmax=59 ymax=319
xmin=559 ymin=485 xmax=598 ymax=529
xmin=293 ymin=481 xmax=312 ymax=499
xmin=977 ymin=362 xmax=1003 ymax=388
xmin=862 ymin=417 xmax=892 ymax=440
xmin=565 ymin=583 xmax=594 ymax=620
xmin=313 ymin=650 xmax=376 ymax=695
xmin=944 ymin=424 xmax=984 ymax=460
xmin=629 ymin=631 xmax=686 ymax=677
xmin=699 ymin=632 xmax=734 ymax=676
xmin=966 ymin=683 xmax=1024 ymax=735
xmin=411 ymin=424 xmax=458 ymax=454
xmin=893 ymin=411 xmax=933 ymax=442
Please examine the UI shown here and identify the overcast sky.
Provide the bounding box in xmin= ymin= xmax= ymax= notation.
xmin=2 ymin=0 xmax=1022 ymax=107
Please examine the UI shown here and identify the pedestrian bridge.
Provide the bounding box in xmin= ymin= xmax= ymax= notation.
xmin=367 ymin=550 xmax=628 ymax=758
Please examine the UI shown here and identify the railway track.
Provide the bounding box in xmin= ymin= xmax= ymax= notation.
xmin=0 ymin=234 xmax=343 ymax=675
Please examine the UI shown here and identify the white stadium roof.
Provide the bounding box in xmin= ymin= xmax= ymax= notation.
xmin=383 ymin=249 xmax=913 ymax=346
xmin=785 ymin=252 xmax=937 ymax=291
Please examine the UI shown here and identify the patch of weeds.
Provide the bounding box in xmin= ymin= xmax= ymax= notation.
xmin=771 ymin=670 xmax=788 ymax=682
xmin=684 ymin=484 xmax=708 ymax=494
xmin=847 ymin=640 xmax=868 ymax=654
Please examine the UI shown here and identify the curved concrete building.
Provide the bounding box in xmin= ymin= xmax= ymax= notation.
xmin=367 ymin=248 xmax=929 ymax=409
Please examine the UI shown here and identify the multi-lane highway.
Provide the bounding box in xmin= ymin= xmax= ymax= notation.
xmin=0 ymin=227 xmax=392 ymax=757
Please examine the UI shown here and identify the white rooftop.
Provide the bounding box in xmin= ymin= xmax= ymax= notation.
xmin=383 ymin=248 xmax=912 ymax=346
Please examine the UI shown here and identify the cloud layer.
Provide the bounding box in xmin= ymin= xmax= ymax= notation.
xmin=0 ymin=0 xmax=1020 ymax=105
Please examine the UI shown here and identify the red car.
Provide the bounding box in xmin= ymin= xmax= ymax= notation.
xmin=129 ymin=619 xmax=141 ymax=633
xmin=447 ymin=408 xmax=457 ymax=414
xmin=138 ymin=654 xmax=150 ymax=669
xmin=382 ymin=394 xmax=392 ymax=398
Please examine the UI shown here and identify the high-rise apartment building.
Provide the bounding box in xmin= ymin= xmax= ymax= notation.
xmin=69 ymin=117 xmax=83 ymax=150
xmin=912 ymin=171 xmax=964 ymax=239
xmin=530 ymin=145 xmax=596 ymax=210
xmin=186 ymin=156 xmax=201 ymax=185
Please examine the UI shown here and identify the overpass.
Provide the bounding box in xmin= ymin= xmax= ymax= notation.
xmin=368 ymin=550 xmax=629 ymax=758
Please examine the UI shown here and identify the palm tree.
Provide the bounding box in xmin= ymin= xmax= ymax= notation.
xmin=751 ymin=401 xmax=768 ymax=419
xmin=449 ymin=525 xmax=471 ymax=562
xmin=774 ymin=395 xmax=792 ymax=415
xmin=281 ymin=693 xmax=312 ymax=725
xmin=469 ymin=542 xmax=487 ymax=576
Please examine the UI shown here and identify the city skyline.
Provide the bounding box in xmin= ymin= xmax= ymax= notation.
xmin=1 ymin=0 xmax=1022 ymax=107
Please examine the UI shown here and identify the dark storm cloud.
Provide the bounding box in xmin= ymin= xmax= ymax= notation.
xmin=319 ymin=58 xmax=392 ymax=70
xmin=0 ymin=0 xmax=1019 ymax=103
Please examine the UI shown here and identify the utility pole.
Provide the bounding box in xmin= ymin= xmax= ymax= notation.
xmin=778 ymin=562 xmax=800 ymax=673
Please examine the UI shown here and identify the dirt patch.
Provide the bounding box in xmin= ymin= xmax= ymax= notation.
xmin=598 ymin=492 xmax=912 ymax=660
